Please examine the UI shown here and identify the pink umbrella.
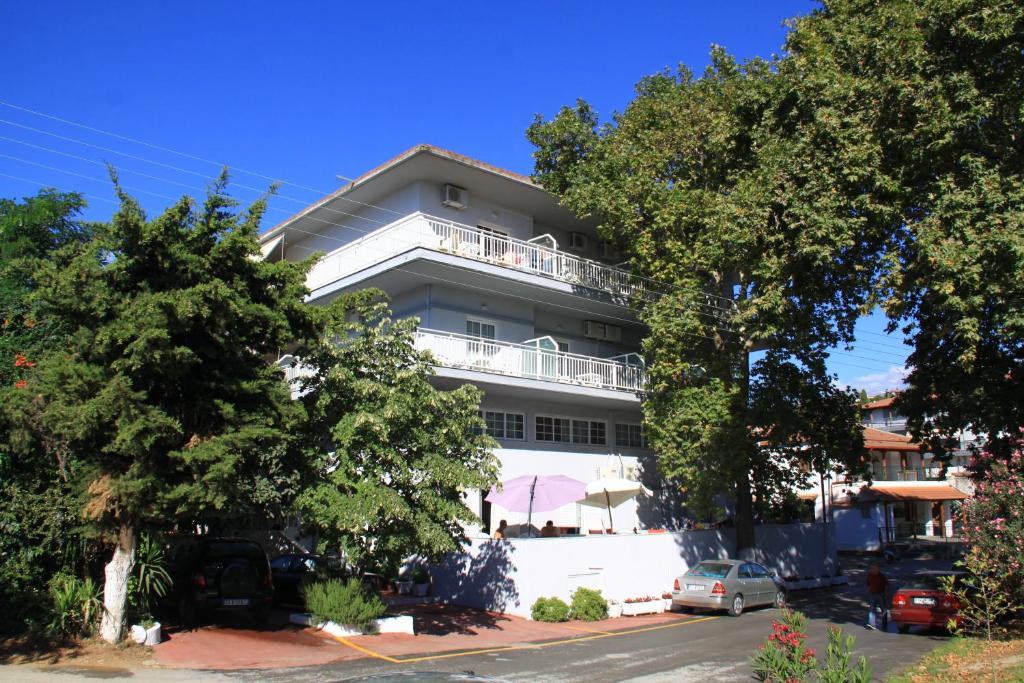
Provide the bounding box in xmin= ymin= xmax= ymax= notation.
xmin=485 ymin=475 xmax=586 ymax=537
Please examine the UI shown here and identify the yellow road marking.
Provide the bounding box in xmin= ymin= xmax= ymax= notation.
xmin=329 ymin=615 xmax=719 ymax=664
xmin=560 ymin=623 xmax=615 ymax=636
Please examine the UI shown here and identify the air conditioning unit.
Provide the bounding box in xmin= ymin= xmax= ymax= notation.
xmin=604 ymin=324 xmax=622 ymax=343
xmin=568 ymin=232 xmax=589 ymax=251
xmin=583 ymin=320 xmax=605 ymax=339
xmin=442 ymin=184 xmax=469 ymax=209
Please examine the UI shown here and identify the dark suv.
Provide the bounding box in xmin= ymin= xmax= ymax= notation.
xmin=169 ymin=537 xmax=274 ymax=625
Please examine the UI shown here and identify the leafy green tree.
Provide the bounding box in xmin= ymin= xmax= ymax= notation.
xmin=528 ymin=48 xmax=874 ymax=550
xmin=295 ymin=289 xmax=499 ymax=575
xmin=0 ymin=190 xmax=95 ymax=633
xmin=784 ymin=0 xmax=1024 ymax=461
xmin=1 ymin=173 xmax=318 ymax=642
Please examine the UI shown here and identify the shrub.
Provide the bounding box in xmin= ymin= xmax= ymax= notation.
xmin=818 ymin=625 xmax=871 ymax=683
xmin=750 ymin=610 xmax=871 ymax=683
xmin=531 ymin=596 xmax=570 ymax=622
xmin=411 ymin=566 xmax=429 ymax=584
xmin=303 ymin=579 xmax=386 ymax=632
xmin=750 ymin=609 xmax=816 ymax=682
xmin=569 ymin=587 xmax=608 ymax=622
xmin=47 ymin=573 xmax=102 ymax=637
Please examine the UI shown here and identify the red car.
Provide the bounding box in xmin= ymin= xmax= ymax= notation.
xmin=890 ymin=570 xmax=966 ymax=634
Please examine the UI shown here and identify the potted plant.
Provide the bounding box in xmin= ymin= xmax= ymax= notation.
xmin=129 ymin=618 xmax=162 ymax=646
xmin=394 ymin=576 xmax=413 ymax=595
xmin=661 ymin=592 xmax=673 ymax=612
xmin=411 ymin=566 xmax=430 ymax=597
xmin=621 ymin=595 xmax=663 ymax=616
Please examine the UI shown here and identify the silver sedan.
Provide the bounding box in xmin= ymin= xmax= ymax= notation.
xmin=671 ymin=559 xmax=786 ymax=617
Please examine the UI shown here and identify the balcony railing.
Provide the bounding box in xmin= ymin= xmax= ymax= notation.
xmin=871 ymin=467 xmax=944 ymax=482
xmin=306 ymin=212 xmax=656 ymax=303
xmin=413 ymin=328 xmax=646 ymax=393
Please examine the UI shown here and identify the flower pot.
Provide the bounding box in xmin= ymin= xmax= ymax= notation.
xmin=607 ymin=602 xmax=623 ymax=618
xmin=144 ymin=622 xmax=162 ymax=646
xmin=130 ymin=622 xmax=161 ymax=646
xmin=395 ymin=580 xmax=413 ymax=595
xmin=621 ymin=600 xmax=662 ymax=616
xmin=413 ymin=582 xmax=430 ymax=597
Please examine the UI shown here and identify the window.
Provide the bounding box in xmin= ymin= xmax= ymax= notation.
xmin=570 ymin=419 xmax=606 ymax=445
xmin=480 ymin=411 xmax=525 ymax=440
xmin=615 ymin=423 xmax=647 ymax=448
xmin=477 ymin=225 xmax=509 ymax=258
xmin=536 ymin=416 xmax=571 ymax=443
xmin=466 ymin=319 xmax=496 ymax=339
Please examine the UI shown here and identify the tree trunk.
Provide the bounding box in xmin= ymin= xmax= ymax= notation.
xmin=733 ymin=343 xmax=756 ymax=558
xmin=99 ymin=525 xmax=136 ymax=644
xmin=734 ymin=470 xmax=756 ymax=557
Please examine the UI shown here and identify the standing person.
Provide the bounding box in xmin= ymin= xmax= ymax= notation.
xmin=866 ymin=563 xmax=889 ymax=630
xmin=493 ymin=519 xmax=508 ymax=540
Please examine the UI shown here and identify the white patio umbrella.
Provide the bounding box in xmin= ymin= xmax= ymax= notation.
xmin=577 ymin=477 xmax=652 ymax=534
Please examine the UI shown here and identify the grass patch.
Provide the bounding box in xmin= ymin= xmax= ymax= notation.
xmin=887 ymin=637 xmax=1024 ymax=683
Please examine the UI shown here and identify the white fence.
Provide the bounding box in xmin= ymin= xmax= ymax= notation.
xmin=430 ymin=525 xmax=838 ymax=618
xmin=306 ymin=212 xmax=655 ymax=302
xmin=414 ymin=328 xmax=647 ymax=393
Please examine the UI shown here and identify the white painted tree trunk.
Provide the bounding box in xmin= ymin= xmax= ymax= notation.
xmin=99 ymin=525 xmax=136 ymax=644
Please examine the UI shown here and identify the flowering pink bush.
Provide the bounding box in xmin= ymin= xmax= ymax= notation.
xmin=750 ymin=609 xmax=817 ymax=682
xmin=961 ymin=449 xmax=1024 ymax=602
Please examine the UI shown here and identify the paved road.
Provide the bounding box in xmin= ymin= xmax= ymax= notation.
xmin=0 ymin=559 xmax=952 ymax=683
xmin=237 ymin=559 xmax=951 ymax=683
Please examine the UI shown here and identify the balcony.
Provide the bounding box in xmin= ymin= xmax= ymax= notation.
xmin=413 ymin=328 xmax=646 ymax=393
xmin=306 ymin=212 xmax=656 ymax=303
xmin=871 ymin=467 xmax=944 ymax=482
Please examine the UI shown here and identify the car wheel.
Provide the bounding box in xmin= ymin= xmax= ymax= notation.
xmin=252 ymin=605 xmax=270 ymax=627
xmin=177 ymin=598 xmax=197 ymax=629
xmin=679 ymin=606 xmax=694 ymax=614
xmin=898 ymin=624 xmax=911 ymax=634
xmin=773 ymin=590 xmax=786 ymax=609
xmin=728 ymin=594 xmax=744 ymax=617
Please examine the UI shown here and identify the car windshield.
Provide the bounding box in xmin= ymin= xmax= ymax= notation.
xmin=902 ymin=574 xmax=953 ymax=591
xmin=686 ymin=562 xmax=732 ymax=579
xmin=207 ymin=541 xmax=265 ymax=560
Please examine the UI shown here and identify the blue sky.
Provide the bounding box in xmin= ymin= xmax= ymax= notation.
xmin=0 ymin=1 xmax=908 ymax=391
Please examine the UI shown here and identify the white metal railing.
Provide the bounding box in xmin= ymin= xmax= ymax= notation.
xmin=413 ymin=328 xmax=646 ymax=393
xmin=305 ymin=212 xmax=655 ymax=302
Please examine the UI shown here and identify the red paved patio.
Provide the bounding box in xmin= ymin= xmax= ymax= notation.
xmin=153 ymin=605 xmax=697 ymax=670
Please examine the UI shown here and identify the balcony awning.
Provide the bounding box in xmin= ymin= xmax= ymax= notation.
xmin=859 ymin=483 xmax=967 ymax=503
xmin=797 ymin=491 xmax=818 ymax=501
xmin=863 ymin=427 xmax=921 ymax=452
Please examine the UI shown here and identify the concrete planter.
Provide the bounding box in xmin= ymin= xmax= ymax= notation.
xmin=607 ymin=602 xmax=623 ymax=618
xmin=290 ymin=612 xmax=415 ymax=636
xmin=395 ymin=580 xmax=413 ymax=595
xmin=129 ymin=622 xmax=161 ymax=646
xmin=621 ymin=600 xmax=663 ymax=616
xmin=413 ymin=582 xmax=430 ymax=597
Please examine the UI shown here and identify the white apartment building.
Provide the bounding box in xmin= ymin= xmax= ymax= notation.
xmin=260 ymin=145 xmax=669 ymax=537
xmin=812 ymin=397 xmax=975 ymax=551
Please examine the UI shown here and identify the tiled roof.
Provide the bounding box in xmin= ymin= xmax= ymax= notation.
xmin=863 ymin=426 xmax=920 ymax=452
xmin=859 ymin=483 xmax=967 ymax=502
xmin=861 ymin=397 xmax=897 ymax=410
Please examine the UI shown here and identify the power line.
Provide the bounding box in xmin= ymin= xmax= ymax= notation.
xmin=0 ymin=102 xmax=739 ymax=308
xmin=0 ymin=168 xmax=907 ymax=377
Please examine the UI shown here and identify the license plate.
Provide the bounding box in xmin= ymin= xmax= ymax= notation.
xmin=912 ymin=597 xmax=936 ymax=606
xmin=223 ymin=598 xmax=250 ymax=606
xmin=686 ymin=584 xmax=705 ymax=591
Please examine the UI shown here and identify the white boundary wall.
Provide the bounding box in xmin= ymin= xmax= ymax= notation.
xmin=431 ymin=524 xmax=837 ymax=619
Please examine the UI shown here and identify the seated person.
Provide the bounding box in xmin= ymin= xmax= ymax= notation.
xmin=540 ymin=520 xmax=558 ymax=538
xmin=493 ymin=519 xmax=509 ymax=540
